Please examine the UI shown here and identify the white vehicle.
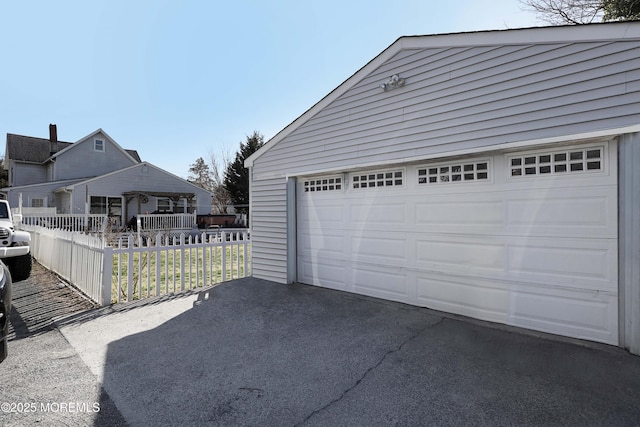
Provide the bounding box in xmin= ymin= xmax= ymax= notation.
xmin=0 ymin=200 xmax=31 ymax=282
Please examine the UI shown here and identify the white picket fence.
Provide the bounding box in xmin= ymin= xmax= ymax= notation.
xmin=23 ymin=224 xmax=250 ymax=305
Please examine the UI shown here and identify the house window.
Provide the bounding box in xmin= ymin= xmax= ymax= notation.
xmin=108 ymin=197 xmax=122 ymax=217
xmin=352 ymin=169 xmax=403 ymax=189
xmin=90 ymin=196 xmax=106 ymax=214
xmin=90 ymin=196 xmax=122 ymax=217
xmin=509 ymin=146 xmax=603 ymax=177
xmin=417 ymin=160 xmax=490 ymax=184
xmin=157 ymin=198 xmax=171 ymax=212
xmin=30 ymin=198 xmax=45 ymax=208
xmin=173 ymin=198 xmax=189 ymax=213
xmin=94 ymin=139 xmax=105 ymax=152
xmin=304 ymin=176 xmax=343 ymax=192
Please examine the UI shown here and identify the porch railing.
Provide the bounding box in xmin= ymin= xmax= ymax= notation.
xmin=18 ymin=212 xmax=198 ymax=233
xmin=20 ymin=213 xmax=109 ymax=232
xmin=136 ymin=213 xmax=197 ymax=231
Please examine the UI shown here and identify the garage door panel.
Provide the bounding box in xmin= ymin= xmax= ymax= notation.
xmin=505 ymin=189 xmax=616 ymax=237
xmin=415 ymin=238 xmax=505 ymax=272
xmin=507 ymin=238 xmax=617 ymax=291
xmin=353 ymin=264 xmax=408 ymax=301
xmin=416 ymin=274 xmax=509 ymax=324
xmin=350 ymin=201 xmax=407 ymax=226
xmin=298 ymin=202 xmax=345 ymax=227
xmin=299 ymin=257 xmax=347 ymax=291
xmin=415 ymin=200 xmax=505 ymax=228
xmin=508 ymin=288 xmax=618 ymax=344
xmin=298 ymin=231 xmax=344 ymax=254
xmin=351 ymin=235 xmax=406 ymax=262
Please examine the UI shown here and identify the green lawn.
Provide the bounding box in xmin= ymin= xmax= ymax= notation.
xmin=111 ymin=244 xmax=250 ymax=303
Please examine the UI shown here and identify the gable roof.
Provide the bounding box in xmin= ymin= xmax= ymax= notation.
xmin=245 ymin=21 xmax=640 ymax=168
xmin=58 ymin=161 xmax=214 ymax=196
xmin=48 ymin=128 xmax=141 ymax=163
xmin=6 ymin=129 xmax=142 ymax=164
xmin=6 ymin=134 xmax=73 ymax=163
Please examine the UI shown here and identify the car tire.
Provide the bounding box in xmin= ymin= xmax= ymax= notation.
xmin=6 ymin=254 xmax=32 ymax=282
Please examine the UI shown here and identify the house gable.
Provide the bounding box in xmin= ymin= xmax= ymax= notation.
xmin=60 ymin=162 xmax=213 ymax=216
xmin=50 ymin=129 xmax=140 ymax=181
xmin=247 ymin=22 xmax=640 ymax=179
xmin=4 ymin=128 xmax=142 ymax=187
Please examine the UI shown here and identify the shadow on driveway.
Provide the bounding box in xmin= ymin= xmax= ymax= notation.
xmin=3 ymin=261 xmax=127 ymax=427
xmin=8 ymin=261 xmax=96 ymax=341
xmin=60 ymin=278 xmax=640 ymax=426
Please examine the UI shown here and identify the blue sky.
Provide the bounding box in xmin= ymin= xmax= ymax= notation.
xmin=0 ymin=1 xmax=539 ymax=178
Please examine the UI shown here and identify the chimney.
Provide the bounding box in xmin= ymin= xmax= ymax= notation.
xmin=49 ymin=124 xmax=57 ymax=143
xmin=49 ymin=124 xmax=58 ymax=153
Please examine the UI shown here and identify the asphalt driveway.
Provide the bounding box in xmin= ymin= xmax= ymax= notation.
xmin=56 ymin=277 xmax=640 ymax=426
xmin=2 ymin=261 xmax=126 ymax=427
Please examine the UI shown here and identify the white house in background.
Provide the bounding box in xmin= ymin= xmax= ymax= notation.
xmin=245 ymin=22 xmax=640 ymax=355
xmin=2 ymin=125 xmax=213 ymax=225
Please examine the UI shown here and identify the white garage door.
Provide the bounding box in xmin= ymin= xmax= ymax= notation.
xmin=297 ymin=141 xmax=618 ymax=345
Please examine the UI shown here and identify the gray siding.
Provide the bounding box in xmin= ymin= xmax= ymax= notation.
xmin=249 ymin=26 xmax=640 ymax=286
xmin=619 ymin=132 xmax=640 ymax=355
xmin=254 ymin=40 xmax=640 ymax=180
xmin=69 ymin=164 xmax=212 ymax=215
xmin=4 ymin=181 xmax=76 ymax=211
xmin=12 ymin=163 xmax=47 ymax=186
xmin=250 ymin=176 xmax=287 ymax=283
xmin=54 ymin=131 xmax=137 ymax=181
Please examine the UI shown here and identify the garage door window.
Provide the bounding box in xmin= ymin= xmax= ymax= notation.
xmin=304 ymin=176 xmax=343 ymax=192
xmin=352 ymin=170 xmax=403 ymax=189
xmin=509 ymin=146 xmax=603 ymax=177
xmin=417 ymin=161 xmax=489 ymax=184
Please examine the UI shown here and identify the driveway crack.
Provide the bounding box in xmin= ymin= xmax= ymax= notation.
xmin=296 ymin=316 xmax=445 ymax=426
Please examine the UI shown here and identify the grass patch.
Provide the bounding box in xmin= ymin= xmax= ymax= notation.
xmin=111 ymin=244 xmax=250 ymax=303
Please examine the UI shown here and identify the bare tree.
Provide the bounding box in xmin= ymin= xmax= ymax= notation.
xmin=520 ymin=0 xmax=605 ymax=24
xmin=209 ymin=148 xmax=232 ymax=214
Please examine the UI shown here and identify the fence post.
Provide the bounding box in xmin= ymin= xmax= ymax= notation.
xmin=221 ymin=231 xmax=227 ymax=282
xmin=101 ymin=246 xmax=113 ymax=306
xmin=155 ymin=234 xmax=161 ymax=296
xmin=243 ymin=230 xmax=249 ymax=277
xmin=179 ymin=233 xmax=185 ymax=291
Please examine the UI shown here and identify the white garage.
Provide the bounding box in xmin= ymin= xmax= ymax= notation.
xmin=297 ymin=140 xmax=618 ymax=344
xmin=246 ymin=23 xmax=640 ymax=354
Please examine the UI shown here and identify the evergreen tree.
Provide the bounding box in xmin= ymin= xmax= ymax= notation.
xmin=603 ymin=0 xmax=640 ymax=20
xmin=223 ymin=131 xmax=265 ymax=214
